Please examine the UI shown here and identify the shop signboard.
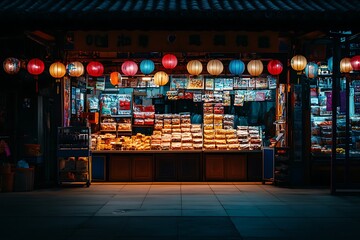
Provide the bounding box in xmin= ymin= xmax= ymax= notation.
xmin=67 ymin=31 xmax=279 ymax=53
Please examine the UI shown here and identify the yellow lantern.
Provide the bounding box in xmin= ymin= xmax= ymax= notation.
xmin=187 ymin=60 xmax=203 ymax=75
xmin=49 ymin=62 xmax=66 ymax=94
xmin=340 ymin=57 xmax=353 ymax=73
xmin=207 ymin=59 xmax=223 ymax=76
xmin=110 ymin=72 xmax=122 ymax=87
xmin=66 ymin=61 xmax=84 ymax=77
xmin=291 ymin=55 xmax=307 ymax=71
xmin=247 ymin=60 xmax=263 ymax=76
xmin=154 ymin=71 xmax=169 ymax=86
xmin=49 ymin=62 xmax=66 ymax=78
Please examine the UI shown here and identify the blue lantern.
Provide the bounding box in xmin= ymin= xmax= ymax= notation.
xmin=305 ymin=62 xmax=319 ymax=79
xmin=229 ymin=59 xmax=245 ymax=75
xmin=327 ymin=57 xmax=333 ymax=72
xmin=140 ymin=59 xmax=155 ymax=75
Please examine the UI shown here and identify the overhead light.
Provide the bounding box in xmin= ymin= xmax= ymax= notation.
xmin=142 ymin=77 xmax=152 ymax=81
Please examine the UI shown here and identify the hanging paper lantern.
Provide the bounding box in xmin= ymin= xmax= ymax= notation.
xmin=154 ymin=71 xmax=169 ymax=86
xmin=229 ymin=59 xmax=245 ymax=76
xmin=27 ymin=58 xmax=45 ymax=93
xmin=305 ymin=62 xmax=319 ymax=79
xmin=162 ymin=54 xmax=177 ymax=69
xmin=49 ymin=62 xmax=66 ymax=94
xmin=66 ymin=61 xmax=84 ymax=77
xmin=27 ymin=58 xmax=45 ymax=75
xmin=110 ymin=72 xmax=122 ymax=87
xmin=247 ymin=60 xmax=263 ymax=76
xmin=187 ymin=60 xmax=203 ymax=75
xmin=3 ymin=57 xmax=21 ymax=74
xmin=327 ymin=57 xmax=333 ymax=72
xmin=140 ymin=59 xmax=155 ymax=75
xmin=291 ymin=55 xmax=307 ymax=71
xmin=350 ymin=55 xmax=360 ymax=71
xmin=340 ymin=57 xmax=353 ymax=73
xmin=86 ymin=61 xmax=104 ymax=77
xmin=49 ymin=62 xmax=66 ymax=78
xmin=267 ymin=60 xmax=283 ymax=76
xmin=121 ymin=61 xmax=138 ymax=76
xmin=207 ymin=59 xmax=223 ymax=76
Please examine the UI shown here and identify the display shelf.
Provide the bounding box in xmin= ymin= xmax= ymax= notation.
xmin=101 ymin=114 xmax=132 ymax=118
xmin=132 ymin=125 xmax=154 ymax=128
xmin=274 ymin=147 xmax=290 ymax=186
xmin=57 ymin=127 xmax=91 ymax=187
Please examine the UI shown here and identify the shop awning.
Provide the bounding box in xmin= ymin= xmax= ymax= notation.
xmin=0 ymin=0 xmax=359 ymax=31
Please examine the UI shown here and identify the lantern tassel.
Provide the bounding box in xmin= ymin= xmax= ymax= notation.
xmin=35 ymin=76 xmax=38 ymax=93
xmin=56 ymin=79 xmax=61 ymax=94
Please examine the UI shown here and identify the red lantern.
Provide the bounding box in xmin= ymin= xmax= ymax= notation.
xmin=350 ymin=55 xmax=360 ymax=71
xmin=121 ymin=61 xmax=138 ymax=76
xmin=267 ymin=60 xmax=283 ymax=75
xmin=27 ymin=58 xmax=45 ymax=93
xmin=87 ymin=61 xmax=104 ymax=77
xmin=162 ymin=54 xmax=177 ymax=69
xmin=27 ymin=58 xmax=45 ymax=76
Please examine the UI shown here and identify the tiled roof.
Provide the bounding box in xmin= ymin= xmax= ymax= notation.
xmin=0 ymin=0 xmax=359 ymax=30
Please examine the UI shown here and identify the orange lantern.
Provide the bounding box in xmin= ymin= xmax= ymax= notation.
xmin=247 ymin=60 xmax=263 ymax=76
xmin=50 ymin=62 xmax=66 ymax=94
xmin=49 ymin=62 xmax=66 ymax=78
xmin=187 ymin=60 xmax=203 ymax=75
xmin=154 ymin=71 xmax=169 ymax=86
xmin=340 ymin=57 xmax=353 ymax=73
xmin=291 ymin=55 xmax=307 ymax=71
xmin=110 ymin=72 xmax=122 ymax=87
xmin=66 ymin=61 xmax=84 ymax=77
xmin=207 ymin=59 xmax=223 ymax=76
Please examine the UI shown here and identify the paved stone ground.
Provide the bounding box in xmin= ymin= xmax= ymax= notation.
xmin=1 ymin=183 xmax=359 ymax=240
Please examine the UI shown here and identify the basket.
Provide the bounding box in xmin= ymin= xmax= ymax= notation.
xmin=24 ymin=144 xmax=41 ymax=157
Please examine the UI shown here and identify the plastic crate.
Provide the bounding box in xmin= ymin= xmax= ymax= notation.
xmin=14 ymin=168 xmax=34 ymax=192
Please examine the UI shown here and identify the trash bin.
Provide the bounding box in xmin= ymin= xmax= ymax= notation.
xmin=14 ymin=168 xmax=34 ymax=192
xmin=0 ymin=172 xmax=14 ymax=192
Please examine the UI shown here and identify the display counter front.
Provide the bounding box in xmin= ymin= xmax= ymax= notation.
xmin=91 ymin=150 xmax=262 ymax=182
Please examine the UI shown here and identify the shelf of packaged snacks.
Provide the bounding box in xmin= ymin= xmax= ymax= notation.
xmin=92 ymin=149 xmax=261 ymax=154
xmin=92 ymin=150 xmax=204 ymax=154
xmin=132 ymin=125 xmax=154 ymax=128
xmin=101 ymin=114 xmax=132 ymax=118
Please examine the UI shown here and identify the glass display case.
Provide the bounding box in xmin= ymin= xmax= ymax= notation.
xmin=99 ymin=93 xmax=133 ymax=136
xmin=310 ymin=77 xmax=360 ymax=158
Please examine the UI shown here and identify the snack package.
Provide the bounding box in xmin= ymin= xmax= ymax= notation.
xmin=155 ymin=114 xmax=164 ymax=119
xmin=133 ymin=112 xmax=145 ymax=119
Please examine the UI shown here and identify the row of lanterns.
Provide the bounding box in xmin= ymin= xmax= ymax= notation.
xmin=3 ymin=56 xmax=282 ymax=77
xmin=290 ymin=54 xmax=360 ymax=79
xmin=3 ymin=54 xmax=284 ymax=87
xmin=4 ymin=54 xmax=360 ymax=88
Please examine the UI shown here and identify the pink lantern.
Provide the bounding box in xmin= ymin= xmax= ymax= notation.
xmin=350 ymin=55 xmax=360 ymax=71
xmin=87 ymin=61 xmax=104 ymax=77
xmin=162 ymin=54 xmax=177 ymax=69
xmin=267 ymin=60 xmax=283 ymax=75
xmin=121 ymin=61 xmax=138 ymax=76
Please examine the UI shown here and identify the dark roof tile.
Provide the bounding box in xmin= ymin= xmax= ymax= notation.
xmin=0 ymin=0 xmax=359 ymax=30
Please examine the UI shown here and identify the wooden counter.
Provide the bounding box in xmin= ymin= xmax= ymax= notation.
xmin=91 ymin=150 xmax=262 ymax=182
